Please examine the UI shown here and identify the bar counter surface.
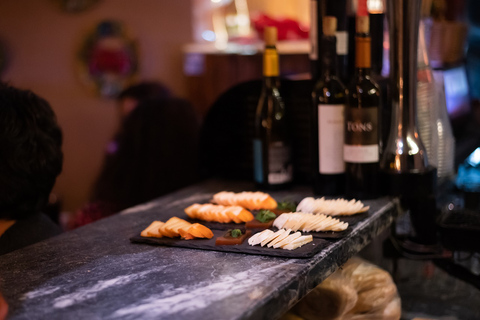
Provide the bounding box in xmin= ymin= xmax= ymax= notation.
xmin=0 ymin=180 xmax=400 ymax=320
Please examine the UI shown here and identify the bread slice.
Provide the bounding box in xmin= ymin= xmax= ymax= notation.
xmin=164 ymin=217 xmax=192 ymax=236
xmin=141 ymin=221 xmax=164 ymax=238
xmin=184 ymin=203 xmax=253 ymax=223
xmin=213 ymin=191 xmax=278 ymax=210
xmin=184 ymin=204 xmax=201 ymax=219
xmin=181 ymin=223 xmax=214 ymax=239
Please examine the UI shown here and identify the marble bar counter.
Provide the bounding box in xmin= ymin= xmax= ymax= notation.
xmin=0 ymin=180 xmax=401 ymax=320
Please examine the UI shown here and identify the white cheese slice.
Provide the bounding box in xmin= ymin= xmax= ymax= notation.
xmin=330 ymin=221 xmax=348 ymax=231
xmin=309 ymin=214 xmax=328 ymax=231
xmin=290 ymin=213 xmax=310 ymax=231
xmin=297 ymin=197 xmax=369 ymax=216
xmin=249 ymin=229 xmax=274 ymax=246
xmin=273 ymin=213 xmax=289 ymax=230
xmin=261 ymin=229 xmax=285 ymax=247
xmin=273 ymin=231 xmax=302 ymax=248
xmin=282 ymin=235 xmax=313 ymax=250
xmin=247 ymin=232 xmax=263 ymax=246
xmin=297 ymin=197 xmax=316 ymax=213
xmin=317 ymin=217 xmax=337 ymax=231
xmin=253 ymin=229 xmax=275 ymax=246
xmin=267 ymin=229 xmax=292 ymax=248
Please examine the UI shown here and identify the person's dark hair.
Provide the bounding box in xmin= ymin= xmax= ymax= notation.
xmin=117 ymin=81 xmax=171 ymax=102
xmin=91 ymin=97 xmax=200 ymax=210
xmin=0 ymin=83 xmax=63 ymax=220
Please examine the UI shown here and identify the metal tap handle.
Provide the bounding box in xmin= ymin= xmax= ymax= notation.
xmin=382 ymin=0 xmax=429 ymax=173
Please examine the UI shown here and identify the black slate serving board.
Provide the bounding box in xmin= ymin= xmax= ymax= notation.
xmin=130 ymin=229 xmax=330 ymax=259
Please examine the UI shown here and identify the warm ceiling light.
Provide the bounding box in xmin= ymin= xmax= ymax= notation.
xmin=367 ymin=0 xmax=384 ymax=13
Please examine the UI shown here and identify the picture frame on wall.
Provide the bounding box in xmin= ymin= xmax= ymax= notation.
xmin=77 ymin=20 xmax=139 ymax=98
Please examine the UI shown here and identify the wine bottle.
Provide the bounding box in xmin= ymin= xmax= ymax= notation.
xmin=312 ymin=16 xmax=348 ymax=196
xmin=344 ymin=15 xmax=381 ymax=199
xmin=253 ymin=27 xmax=293 ymax=189
xmin=309 ymin=0 xmax=323 ymax=81
xmin=346 ymin=0 xmax=357 ymax=83
xmin=326 ymin=0 xmax=349 ymax=84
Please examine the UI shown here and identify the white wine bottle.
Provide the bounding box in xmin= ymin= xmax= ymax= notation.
xmin=253 ymin=27 xmax=293 ymax=189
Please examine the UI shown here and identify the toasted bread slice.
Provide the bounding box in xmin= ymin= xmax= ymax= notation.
xmin=164 ymin=217 xmax=192 ymax=236
xmin=184 ymin=203 xmax=253 ymax=224
xmin=140 ymin=221 xmax=164 ymax=238
xmin=213 ymin=191 xmax=278 ymax=210
xmin=186 ymin=223 xmax=214 ymax=239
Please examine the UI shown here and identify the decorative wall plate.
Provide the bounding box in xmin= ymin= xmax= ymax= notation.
xmin=77 ymin=20 xmax=138 ymax=98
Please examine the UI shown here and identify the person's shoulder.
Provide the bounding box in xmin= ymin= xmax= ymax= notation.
xmin=0 ymin=213 xmax=62 ymax=256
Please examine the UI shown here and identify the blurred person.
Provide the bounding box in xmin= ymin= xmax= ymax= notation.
xmin=69 ymin=97 xmax=200 ymax=228
xmin=116 ymin=81 xmax=171 ymax=120
xmin=0 ymin=82 xmax=63 ymax=255
xmin=104 ymin=81 xmax=172 ymax=160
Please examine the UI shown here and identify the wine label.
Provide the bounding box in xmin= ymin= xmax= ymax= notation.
xmin=267 ymin=141 xmax=292 ymax=184
xmin=335 ymin=31 xmax=348 ymax=55
xmin=254 ymin=139 xmax=292 ymax=184
xmin=318 ymin=104 xmax=345 ymax=174
xmin=344 ymin=107 xmax=379 ymax=163
xmin=344 ymin=144 xmax=379 ymax=163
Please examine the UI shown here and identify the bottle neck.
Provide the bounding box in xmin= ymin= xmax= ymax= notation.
xmin=355 ymin=67 xmax=371 ymax=78
xmin=263 ymin=45 xmax=279 ymax=77
xmin=263 ymin=76 xmax=279 ymax=89
xmin=320 ymin=36 xmax=338 ymax=77
xmin=355 ymin=33 xmax=371 ymax=72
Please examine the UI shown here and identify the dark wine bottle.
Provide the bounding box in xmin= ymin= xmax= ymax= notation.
xmin=346 ymin=0 xmax=357 ymax=83
xmin=253 ymin=27 xmax=293 ymax=189
xmin=326 ymin=0 xmax=349 ymax=84
xmin=312 ymin=16 xmax=347 ymax=196
xmin=344 ymin=15 xmax=381 ymax=199
xmin=310 ymin=0 xmax=325 ymax=81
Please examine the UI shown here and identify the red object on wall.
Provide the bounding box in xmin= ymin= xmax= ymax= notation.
xmin=78 ymin=20 xmax=138 ymax=98
xmin=251 ymin=13 xmax=309 ymax=41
